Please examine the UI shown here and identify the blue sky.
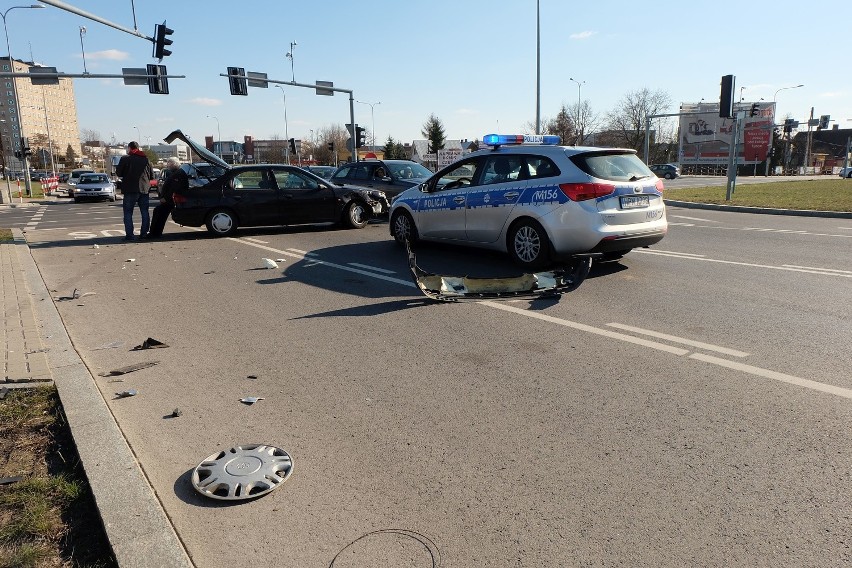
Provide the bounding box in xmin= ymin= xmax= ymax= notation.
xmin=5 ymin=0 xmax=849 ymax=146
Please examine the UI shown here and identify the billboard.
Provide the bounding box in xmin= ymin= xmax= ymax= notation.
xmin=678 ymin=102 xmax=775 ymax=165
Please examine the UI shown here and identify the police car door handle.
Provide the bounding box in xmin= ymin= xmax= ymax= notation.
xmin=504 ymin=191 xmax=519 ymax=200
xmin=453 ymin=196 xmax=465 ymax=204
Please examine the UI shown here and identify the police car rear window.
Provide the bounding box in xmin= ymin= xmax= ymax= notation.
xmin=570 ymin=151 xmax=652 ymax=182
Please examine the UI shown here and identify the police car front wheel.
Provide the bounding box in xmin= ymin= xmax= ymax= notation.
xmin=508 ymin=219 xmax=550 ymax=269
xmin=391 ymin=210 xmax=419 ymax=245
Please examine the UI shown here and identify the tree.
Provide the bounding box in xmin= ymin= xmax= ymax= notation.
xmin=421 ymin=113 xmax=446 ymax=154
xmin=263 ymin=134 xmax=287 ymax=164
xmin=605 ymin=88 xmax=672 ymax=152
xmin=383 ymin=136 xmax=407 ymax=159
xmin=64 ymin=144 xmax=78 ymax=165
xmin=314 ymin=124 xmax=349 ymax=164
xmin=543 ymin=104 xmax=575 ymax=144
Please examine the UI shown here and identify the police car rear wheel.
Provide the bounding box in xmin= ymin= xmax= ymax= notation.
xmin=508 ymin=219 xmax=550 ymax=269
xmin=391 ymin=210 xmax=418 ymax=245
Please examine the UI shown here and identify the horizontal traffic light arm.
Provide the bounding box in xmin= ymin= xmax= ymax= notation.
xmin=37 ymin=1 xmax=155 ymax=42
xmin=0 ymin=72 xmax=186 ymax=80
xmin=218 ymin=73 xmax=353 ymax=95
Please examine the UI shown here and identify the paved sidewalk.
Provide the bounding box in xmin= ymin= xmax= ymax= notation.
xmin=1 ymin=231 xmax=52 ymax=387
xmin=1 ymin=228 xmax=192 ymax=567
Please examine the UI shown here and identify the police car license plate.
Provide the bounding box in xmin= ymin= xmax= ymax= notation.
xmin=620 ymin=195 xmax=650 ymax=209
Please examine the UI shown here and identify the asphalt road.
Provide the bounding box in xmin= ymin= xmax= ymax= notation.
xmin=7 ymin=199 xmax=852 ymax=567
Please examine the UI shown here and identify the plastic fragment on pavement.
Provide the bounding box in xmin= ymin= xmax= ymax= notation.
xmin=262 ymin=258 xmax=279 ymax=269
xmin=239 ymin=397 xmax=265 ymax=405
xmin=115 ymin=389 xmax=138 ymax=398
xmin=92 ymin=244 xmax=100 ymax=249
xmin=126 ymin=258 xmax=135 ymax=262
xmin=132 ymin=337 xmax=169 ymax=350
xmin=92 ymin=341 xmax=124 ymax=351
xmin=170 ymin=408 xmax=182 ymax=417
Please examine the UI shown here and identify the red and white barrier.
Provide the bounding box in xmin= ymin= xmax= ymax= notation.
xmin=42 ymin=176 xmax=59 ymax=195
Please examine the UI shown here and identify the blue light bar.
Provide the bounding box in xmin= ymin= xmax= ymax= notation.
xmin=482 ymin=134 xmax=561 ymax=147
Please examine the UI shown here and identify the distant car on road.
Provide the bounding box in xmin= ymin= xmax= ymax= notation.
xmin=67 ymin=168 xmax=95 ymax=198
xmin=306 ymin=165 xmax=336 ymax=179
xmin=839 ymin=166 xmax=852 ymax=179
xmin=163 ymin=129 xmax=388 ymax=237
xmin=648 ymin=163 xmax=680 ymax=179
xmin=73 ymin=173 xmax=116 ymax=203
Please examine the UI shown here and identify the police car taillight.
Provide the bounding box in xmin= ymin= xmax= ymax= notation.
xmin=655 ymin=179 xmax=665 ymax=192
xmin=558 ymin=182 xmax=615 ymax=201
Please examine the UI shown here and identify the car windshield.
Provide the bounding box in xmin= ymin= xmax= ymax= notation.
xmin=79 ymin=174 xmax=108 ymax=183
xmin=388 ymin=162 xmax=432 ymax=179
xmin=571 ymin=151 xmax=653 ymax=182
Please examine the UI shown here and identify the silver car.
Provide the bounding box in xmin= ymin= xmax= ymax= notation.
xmin=73 ymin=173 xmax=117 ymax=203
xmin=389 ymin=134 xmax=667 ymax=268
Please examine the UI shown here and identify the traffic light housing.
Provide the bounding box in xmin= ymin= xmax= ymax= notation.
xmin=14 ymin=150 xmax=21 ymax=159
xmin=818 ymin=114 xmax=830 ymax=130
xmin=327 ymin=141 xmax=334 ymax=152
xmin=355 ymin=126 xmax=366 ymax=148
xmin=153 ymin=22 xmax=174 ymax=60
xmin=750 ymin=103 xmax=759 ymax=117
xmin=147 ymin=64 xmax=169 ymax=94
xmin=227 ymin=67 xmax=248 ymax=96
xmin=719 ymin=74 xmax=734 ymax=118
xmin=288 ymin=138 xmax=296 ymax=154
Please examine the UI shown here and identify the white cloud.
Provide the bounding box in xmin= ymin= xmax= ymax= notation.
xmin=570 ymin=31 xmax=596 ymax=40
xmin=188 ymin=98 xmax=223 ymax=107
xmin=85 ymin=49 xmax=129 ymax=61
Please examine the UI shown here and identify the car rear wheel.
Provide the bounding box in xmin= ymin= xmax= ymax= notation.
xmin=664 ymin=172 xmax=674 ymax=179
xmin=343 ymin=200 xmax=369 ymax=229
xmin=508 ymin=219 xmax=550 ymax=269
xmin=391 ymin=210 xmax=418 ymax=245
xmin=205 ymin=208 xmax=238 ymax=237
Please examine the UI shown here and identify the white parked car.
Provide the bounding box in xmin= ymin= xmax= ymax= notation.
xmin=73 ymin=173 xmax=116 ymax=203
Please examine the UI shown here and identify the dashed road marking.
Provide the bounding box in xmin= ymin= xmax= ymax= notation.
xmin=606 ymin=322 xmax=749 ymax=357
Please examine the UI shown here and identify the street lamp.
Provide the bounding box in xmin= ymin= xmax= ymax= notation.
xmin=285 ymin=40 xmax=297 ymax=83
xmin=773 ymin=84 xmax=804 ymax=174
xmin=739 ymin=85 xmax=746 ymax=102
xmin=355 ymin=100 xmax=381 ymax=148
xmin=274 ymin=85 xmax=290 ymax=165
xmin=569 ymin=77 xmax=585 ymax=144
xmin=206 ymin=115 xmax=221 ymax=159
xmin=1 ymin=4 xmax=47 ymax=201
xmin=132 ymin=125 xmax=141 ymax=143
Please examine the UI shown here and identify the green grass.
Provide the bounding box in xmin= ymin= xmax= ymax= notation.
xmin=0 ymin=229 xmax=11 ymax=242
xmin=664 ymin=179 xmax=852 ymax=212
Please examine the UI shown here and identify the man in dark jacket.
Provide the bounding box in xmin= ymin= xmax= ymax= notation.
xmin=144 ymin=156 xmax=187 ymax=238
xmin=115 ymin=141 xmax=154 ymax=240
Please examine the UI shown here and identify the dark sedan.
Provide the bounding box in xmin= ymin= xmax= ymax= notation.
xmin=164 ymin=130 xmax=388 ymax=237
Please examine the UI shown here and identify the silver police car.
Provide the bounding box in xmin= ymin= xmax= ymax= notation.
xmin=389 ymin=134 xmax=667 ymax=269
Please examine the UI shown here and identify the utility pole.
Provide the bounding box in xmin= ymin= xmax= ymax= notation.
xmin=804 ymin=106 xmax=814 ymax=172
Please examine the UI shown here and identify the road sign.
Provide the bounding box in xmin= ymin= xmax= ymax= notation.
xmin=122 ymin=68 xmax=148 ymax=86
xmin=437 ymin=149 xmax=461 ymax=168
xmin=247 ymin=72 xmax=268 ymax=88
xmin=316 ymin=81 xmax=333 ymax=96
xmin=29 ymin=67 xmax=58 ymax=85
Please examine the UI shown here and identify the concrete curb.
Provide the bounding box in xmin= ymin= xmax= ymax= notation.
xmin=13 ymin=228 xmax=193 ymax=568
xmin=664 ymin=199 xmax=852 ymax=219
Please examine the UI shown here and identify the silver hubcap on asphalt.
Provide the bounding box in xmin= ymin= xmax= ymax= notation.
xmin=514 ymin=226 xmax=541 ymax=263
xmin=211 ymin=213 xmax=233 ymax=233
xmin=192 ymin=444 xmax=293 ymax=501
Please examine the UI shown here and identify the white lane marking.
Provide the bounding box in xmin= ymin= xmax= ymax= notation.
xmin=782 ymin=265 xmax=852 ymax=274
xmin=242 ymin=237 xmax=269 ymax=244
xmin=670 ymin=215 xmax=720 ymax=223
xmin=668 ymin=222 xmax=695 ymax=227
xmin=646 ymin=249 xmax=705 ymax=257
xmin=606 ymin=323 xmax=749 ymax=357
xmin=479 ymin=301 xmax=690 ymax=356
xmin=286 ymin=247 xmax=318 ymax=257
xmin=348 ymin=262 xmax=396 ymax=274
xmin=690 ymin=353 xmax=852 ymax=400
xmin=635 ymin=250 xmax=852 ymax=277
xmin=28 ymin=227 xmax=68 ymax=231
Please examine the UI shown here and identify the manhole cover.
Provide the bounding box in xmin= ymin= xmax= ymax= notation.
xmin=191 ymin=444 xmax=293 ymax=501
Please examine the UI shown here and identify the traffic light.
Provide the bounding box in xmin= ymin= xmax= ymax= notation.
xmin=750 ymin=103 xmax=759 ymax=117
xmin=818 ymin=114 xmax=830 ymax=130
xmin=22 ymin=139 xmax=31 ymax=157
xmin=327 ymin=141 xmax=334 ymax=152
xmin=288 ymin=138 xmax=296 ymax=154
xmin=147 ymin=64 xmax=169 ymax=95
xmin=227 ymin=67 xmax=248 ymax=96
xmin=719 ymin=74 xmax=734 ymax=118
xmin=14 ymin=150 xmax=21 ymax=159
xmin=355 ymin=126 xmax=366 ymax=148
xmin=153 ymin=21 xmax=174 ymax=60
